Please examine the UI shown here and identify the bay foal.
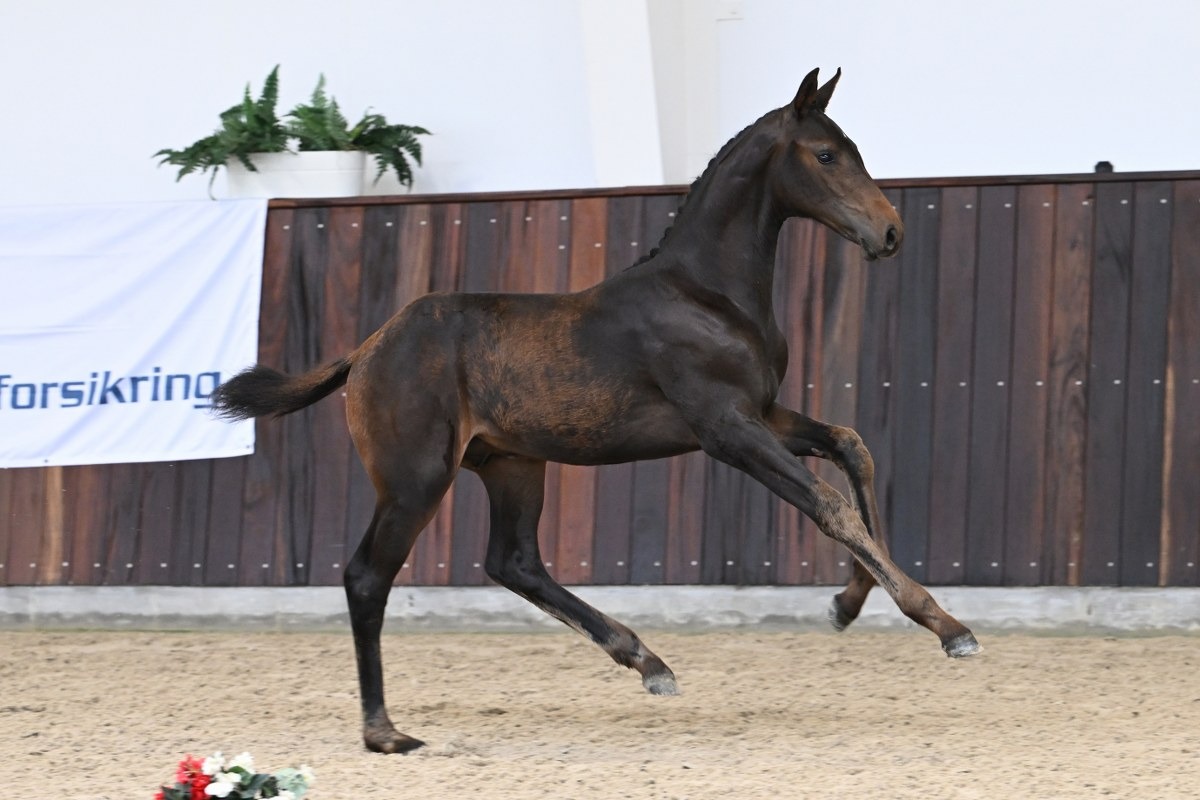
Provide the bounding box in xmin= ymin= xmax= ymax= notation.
xmin=214 ymin=68 xmax=981 ymax=753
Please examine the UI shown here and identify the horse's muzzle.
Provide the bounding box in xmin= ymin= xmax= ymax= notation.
xmin=863 ymin=223 xmax=903 ymax=260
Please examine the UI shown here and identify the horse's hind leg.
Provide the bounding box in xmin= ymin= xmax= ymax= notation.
xmin=766 ymin=405 xmax=886 ymax=630
xmin=475 ymin=455 xmax=679 ymax=695
xmin=344 ymin=476 xmax=453 ymax=754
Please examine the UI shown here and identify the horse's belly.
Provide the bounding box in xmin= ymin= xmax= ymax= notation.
xmin=474 ymin=393 xmax=701 ymax=466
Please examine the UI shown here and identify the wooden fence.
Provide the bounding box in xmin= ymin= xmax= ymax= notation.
xmin=2 ymin=171 xmax=1199 ymax=588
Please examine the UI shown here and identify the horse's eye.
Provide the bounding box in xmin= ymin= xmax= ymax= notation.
xmin=817 ymin=151 xmax=836 ymax=165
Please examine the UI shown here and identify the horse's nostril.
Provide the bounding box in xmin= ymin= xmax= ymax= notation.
xmin=885 ymin=225 xmax=898 ymax=250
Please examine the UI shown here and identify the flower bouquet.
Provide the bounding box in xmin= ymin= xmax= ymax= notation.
xmin=157 ymin=752 xmax=314 ymax=800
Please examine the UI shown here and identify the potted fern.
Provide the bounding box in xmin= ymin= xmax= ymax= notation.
xmin=155 ymin=66 xmax=429 ymax=198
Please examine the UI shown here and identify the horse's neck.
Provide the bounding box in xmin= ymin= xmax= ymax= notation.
xmin=655 ymin=152 xmax=786 ymax=323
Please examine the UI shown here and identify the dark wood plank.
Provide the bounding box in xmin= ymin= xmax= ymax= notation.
xmin=237 ymin=208 xmax=296 ymax=584
xmin=101 ymin=463 xmax=141 ymax=585
xmin=889 ymin=186 xmax=940 ymax=583
xmin=169 ymin=460 xmax=213 ymax=586
xmin=1119 ymin=181 xmax=1172 ymax=585
xmin=629 ymin=458 xmax=669 ymax=585
xmin=1162 ymin=180 xmax=1200 ymax=586
xmin=927 ymin=186 xmax=978 ymax=584
xmin=701 ymin=460 xmax=739 ymax=584
xmin=736 ymin=471 xmax=775 ymax=585
xmin=271 ymin=207 xmax=330 ymax=583
xmin=1080 ymin=182 xmax=1134 ymax=585
xmin=1002 ymin=184 xmax=1055 ymax=585
xmin=555 ymin=465 xmax=596 ymax=585
xmin=204 ymin=457 xmax=246 ymax=586
xmin=133 ymin=462 xmax=177 ymax=584
xmin=298 ymin=206 xmax=363 ymax=586
xmin=1043 ymin=183 xmax=1094 ymax=585
xmin=35 ymin=467 xmax=66 ymax=584
xmin=0 ymin=471 xmax=11 ymax=584
xmin=592 ymin=463 xmax=634 ymax=584
xmin=964 ymin=185 xmax=1017 ymax=585
xmin=5 ymin=468 xmax=46 ymax=584
xmin=664 ymin=451 xmax=705 ymax=584
xmin=64 ymin=465 xmax=111 ymax=586
xmin=853 ymin=189 xmax=903 ymax=584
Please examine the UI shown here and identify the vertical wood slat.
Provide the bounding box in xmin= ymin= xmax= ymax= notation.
xmin=964 ymin=185 xmax=1018 ymax=585
xmin=0 ymin=469 xmax=12 ymax=582
xmin=854 ymin=188 xmax=903 ymax=583
xmin=1161 ymin=181 xmax=1200 ymax=586
xmin=303 ymin=206 xmax=364 ymax=587
xmin=927 ymin=186 xmax=978 ymax=584
xmin=890 ymin=187 xmax=940 ymax=582
xmin=1043 ymin=182 xmax=1094 ymax=585
xmin=1002 ymin=184 xmax=1056 ymax=585
xmin=1081 ymin=182 xmax=1134 ymax=585
xmin=1119 ymin=182 xmax=1172 ymax=586
xmin=65 ymin=466 xmax=110 ymax=585
xmin=6 ymin=469 xmax=46 ymax=584
xmin=133 ymin=462 xmax=176 ymax=584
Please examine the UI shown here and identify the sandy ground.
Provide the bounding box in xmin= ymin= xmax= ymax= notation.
xmin=1 ymin=627 xmax=1198 ymax=799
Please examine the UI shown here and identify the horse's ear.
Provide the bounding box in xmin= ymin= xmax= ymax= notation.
xmin=815 ymin=67 xmax=841 ymax=111
xmin=792 ymin=68 xmax=821 ymax=116
xmin=793 ymin=67 xmax=841 ymax=116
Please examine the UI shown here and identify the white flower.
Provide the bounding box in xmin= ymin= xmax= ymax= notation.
xmin=205 ymin=772 xmax=242 ymax=798
xmin=298 ymin=764 xmax=315 ymax=786
xmin=228 ymin=751 xmax=256 ymax=773
xmin=202 ymin=752 xmax=225 ymax=776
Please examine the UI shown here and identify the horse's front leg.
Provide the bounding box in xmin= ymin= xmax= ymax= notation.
xmin=765 ymin=404 xmax=885 ymax=631
xmin=698 ymin=409 xmax=980 ymax=657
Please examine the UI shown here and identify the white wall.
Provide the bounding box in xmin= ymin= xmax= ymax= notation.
xmin=710 ymin=0 xmax=1200 ymax=179
xmin=1 ymin=0 xmax=1197 ymax=207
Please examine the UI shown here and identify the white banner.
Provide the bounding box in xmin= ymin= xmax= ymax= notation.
xmin=0 ymin=200 xmax=266 ymax=467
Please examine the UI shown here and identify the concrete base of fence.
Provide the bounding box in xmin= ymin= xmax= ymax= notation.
xmin=1 ymin=585 xmax=1198 ymax=633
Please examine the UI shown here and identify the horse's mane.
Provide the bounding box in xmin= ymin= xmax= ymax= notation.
xmin=627 ymin=106 xmax=781 ymax=269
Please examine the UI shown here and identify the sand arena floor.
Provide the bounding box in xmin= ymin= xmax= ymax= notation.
xmin=1 ymin=627 xmax=1198 ymax=799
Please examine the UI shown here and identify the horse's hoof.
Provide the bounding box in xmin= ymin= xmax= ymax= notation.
xmin=365 ymin=729 xmax=426 ymax=754
xmin=643 ymin=671 xmax=680 ymax=696
xmin=942 ymin=632 xmax=983 ymax=659
xmin=828 ymin=597 xmax=854 ymax=632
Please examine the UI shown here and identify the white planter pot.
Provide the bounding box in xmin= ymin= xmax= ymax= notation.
xmin=224 ymin=150 xmax=367 ymax=198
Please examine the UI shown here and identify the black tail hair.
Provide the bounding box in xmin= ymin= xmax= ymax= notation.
xmin=210 ymin=357 xmax=352 ymax=420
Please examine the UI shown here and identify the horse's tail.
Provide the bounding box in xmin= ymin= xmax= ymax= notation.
xmin=210 ymin=356 xmax=352 ymax=420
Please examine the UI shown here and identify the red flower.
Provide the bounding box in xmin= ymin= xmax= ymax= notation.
xmin=154 ymin=792 xmax=165 ymax=800
xmin=173 ymin=756 xmax=212 ymax=800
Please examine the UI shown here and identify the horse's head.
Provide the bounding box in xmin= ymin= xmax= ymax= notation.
xmin=772 ymin=68 xmax=902 ymax=260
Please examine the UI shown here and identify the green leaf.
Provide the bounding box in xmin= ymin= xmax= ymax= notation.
xmin=152 ymin=64 xmax=288 ymax=190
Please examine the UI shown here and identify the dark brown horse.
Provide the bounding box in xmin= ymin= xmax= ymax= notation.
xmin=212 ymin=68 xmax=981 ymax=754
